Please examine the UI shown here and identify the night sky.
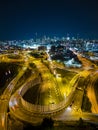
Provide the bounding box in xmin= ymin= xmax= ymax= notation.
xmin=0 ymin=0 xmax=98 ymax=40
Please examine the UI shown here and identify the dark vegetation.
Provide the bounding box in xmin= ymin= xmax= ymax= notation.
xmin=30 ymin=52 xmax=43 ymax=58
xmin=23 ymin=118 xmax=98 ymax=130
xmin=23 ymin=84 xmax=40 ymax=104
xmin=29 ymin=63 xmax=36 ymax=68
xmin=94 ymin=79 xmax=98 ymax=104
xmin=41 ymin=117 xmax=54 ymax=128
xmin=7 ymin=54 xmax=21 ymax=59
xmin=0 ymin=62 xmax=19 ymax=95
xmin=81 ymin=89 xmax=92 ymax=112
xmin=56 ymin=68 xmax=77 ymax=81
xmin=23 ymin=117 xmax=54 ymax=130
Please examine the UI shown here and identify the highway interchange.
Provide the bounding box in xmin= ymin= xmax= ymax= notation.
xmin=0 ymin=50 xmax=98 ymax=129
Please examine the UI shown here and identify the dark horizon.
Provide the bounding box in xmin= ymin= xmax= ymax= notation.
xmin=0 ymin=0 xmax=98 ymax=41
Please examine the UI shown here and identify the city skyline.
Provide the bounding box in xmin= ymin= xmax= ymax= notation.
xmin=0 ymin=0 xmax=98 ymax=40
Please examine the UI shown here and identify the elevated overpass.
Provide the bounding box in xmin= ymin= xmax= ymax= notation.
xmin=9 ymin=76 xmax=78 ymax=125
